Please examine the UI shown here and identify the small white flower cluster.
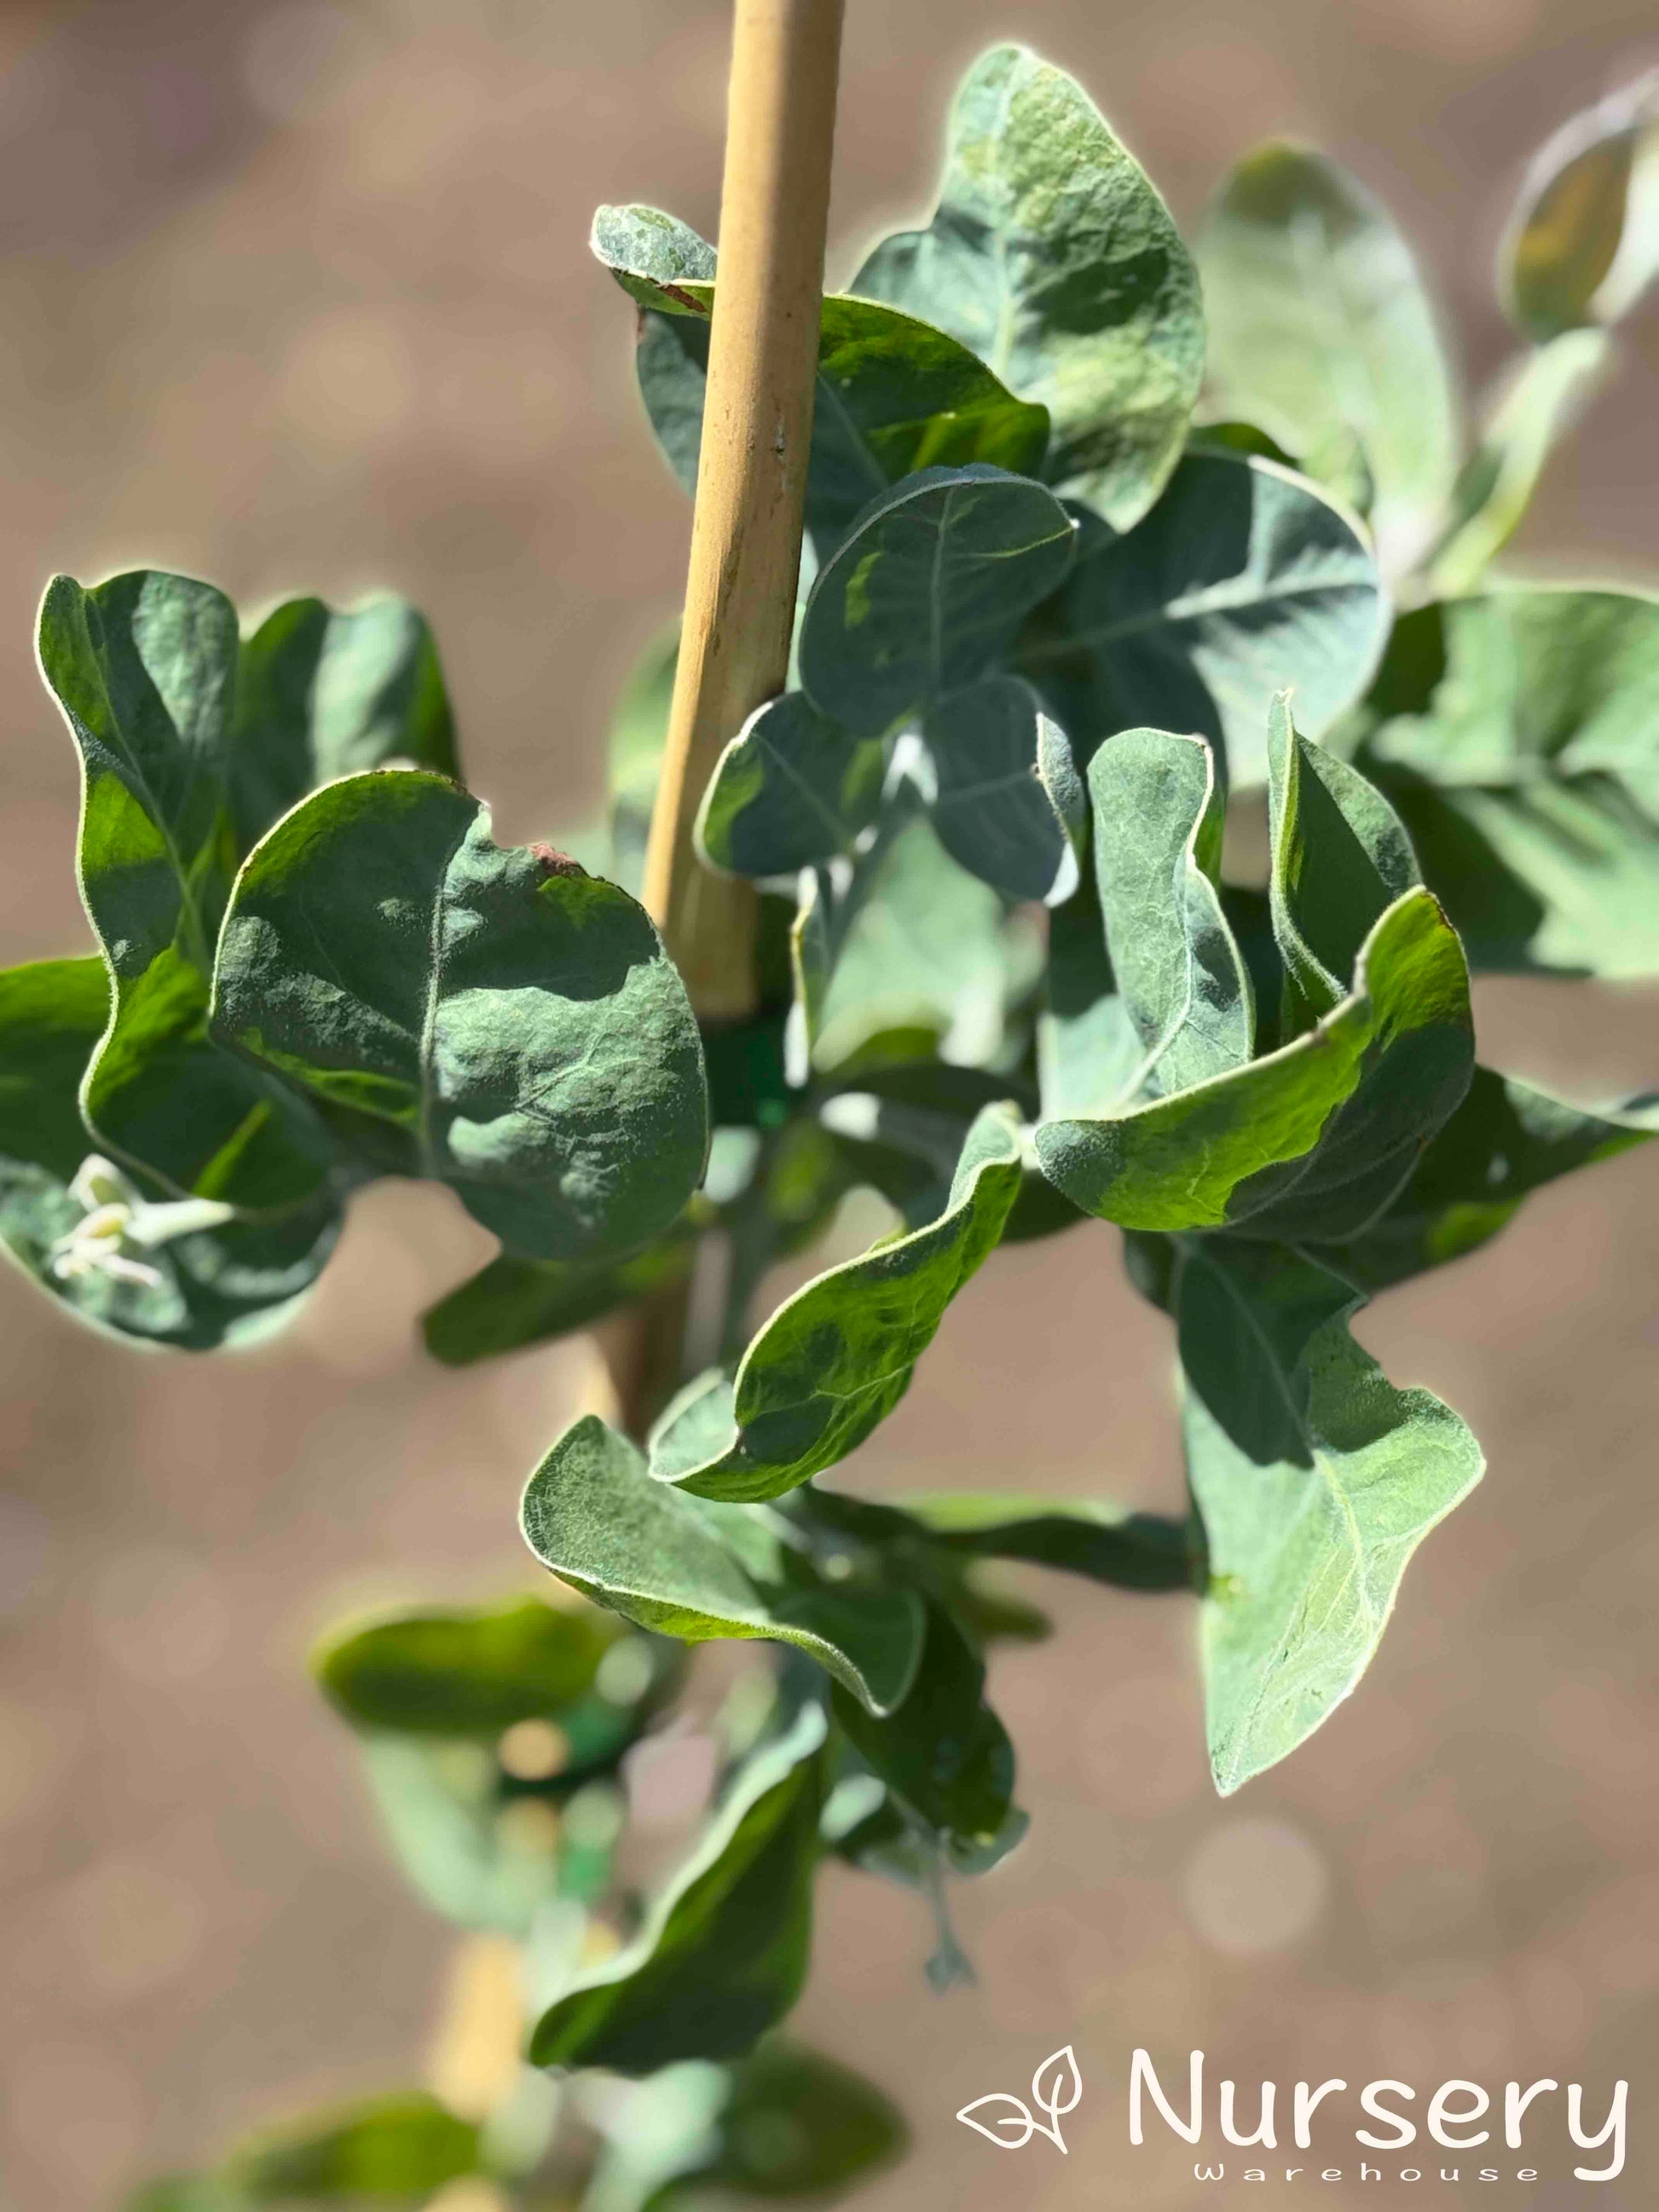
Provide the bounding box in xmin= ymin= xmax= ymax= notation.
xmin=47 ymin=1156 xmax=234 ymax=1293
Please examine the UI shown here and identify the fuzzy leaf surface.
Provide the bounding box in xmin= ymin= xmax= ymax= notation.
xmin=0 ymin=956 xmax=338 ymax=1349
xmin=593 ymin=205 xmax=1049 ymax=557
xmin=212 ymin=769 xmax=707 ymax=1259
xmin=38 ymin=572 xmax=338 ymax=1206
xmin=922 ymin=674 xmax=1084 ymax=904
xmin=229 ymin=594 xmax=457 ymax=852
xmin=1037 ymin=890 xmax=1473 ymax=1239
xmin=1197 ymin=141 xmax=1460 ymax=566
xmin=696 ymin=690 xmax=886 ymax=878
xmin=853 ymin=43 xmax=1204 ymax=529
xmin=1321 ymin=1066 xmax=1659 ymax=1291
xmin=1178 ymin=1239 xmax=1483 ymax=1792
xmin=799 ymin=467 xmax=1075 ymax=737
xmin=1265 ymin=692 xmax=1418 ymax=1026
xmin=528 ymin=1702 xmax=827 ymax=2073
xmin=1358 ymin=591 xmax=1659 ymax=977
xmin=1089 ymin=727 xmax=1253 ymax=1096
xmin=1020 ymin=453 xmax=1385 ymax=788
xmin=521 ymin=1416 xmax=925 ymax=1715
xmin=647 ymin=1103 xmax=1024 ymax=1500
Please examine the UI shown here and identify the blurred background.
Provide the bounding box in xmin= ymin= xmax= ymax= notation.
xmin=2 ymin=2 xmax=1656 ymax=2206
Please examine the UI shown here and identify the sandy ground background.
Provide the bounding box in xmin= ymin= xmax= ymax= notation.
xmin=1 ymin=2 xmax=1656 ymax=2206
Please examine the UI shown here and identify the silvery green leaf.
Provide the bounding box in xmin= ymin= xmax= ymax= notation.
xmin=853 ymin=43 xmax=1204 ymax=530
xmin=1020 ymin=452 xmax=1386 ymax=788
xmin=1088 ymin=727 xmax=1252 ymax=1096
xmin=594 ymin=207 xmax=1050 ymax=558
xmin=1178 ymin=1239 xmax=1483 ymax=1792
xmin=1197 ymin=142 xmax=1460 ymax=571
xmin=1428 ymin=331 xmax=1613 ymax=594
xmin=1265 ymin=691 xmax=1417 ymax=1027
xmin=1037 ymin=877 xmax=1143 ymax=1121
xmin=421 ymin=1222 xmax=702 ymax=1366
xmin=645 ymin=1104 xmax=1024 ymax=1501
xmin=795 ymin=810 xmax=1041 ymax=1074
xmin=799 ymin=467 xmax=1075 ymax=737
xmin=0 ymin=956 xmax=338 ymax=1349
xmin=229 ymin=594 xmax=457 ymax=852
xmin=1318 ymin=1066 xmax=1659 ymax=1291
xmin=830 ymin=1603 xmax=1022 ymax=1871
xmin=1500 ymin=70 xmax=1659 ymax=339
xmin=38 ymin=572 xmax=337 ymax=1207
xmin=527 ymin=1701 xmax=827 ymax=2073
xmin=695 ymin=690 xmax=886 ymax=878
xmin=1036 ymin=889 xmax=1473 ymax=1239
xmin=521 ymin=1416 xmax=925 ymax=1716
xmin=922 ymin=675 xmax=1084 ymax=905
xmin=1357 ymin=590 xmax=1659 ymax=976
xmin=211 ymin=769 xmax=708 ymax=1261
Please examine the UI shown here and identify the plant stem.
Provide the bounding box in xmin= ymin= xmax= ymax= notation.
xmin=599 ymin=0 xmax=846 ymax=1438
xmin=642 ymin=0 xmax=847 ymax=1017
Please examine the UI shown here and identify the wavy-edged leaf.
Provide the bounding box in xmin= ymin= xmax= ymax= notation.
xmin=830 ymin=1603 xmax=1022 ymax=1871
xmin=800 ymin=466 xmax=1075 ymax=737
xmin=594 ymin=206 xmax=1050 ymax=558
xmin=521 ymin=1415 xmax=924 ymax=1715
xmin=1500 ymin=70 xmax=1659 ymax=339
xmin=229 ymin=595 xmax=457 ymax=852
xmin=38 ymin=571 xmax=338 ymax=1207
xmin=1090 ymin=727 xmax=1253 ymax=1096
xmin=1429 ymin=330 xmax=1612 ymax=594
xmin=0 ymin=956 xmax=338 ymax=1349
xmin=1197 ymin=142 xmax=1460 ymax=569
xmin=696 ymin=690 xmax=886 ymax=878
xmin=1037 ymin=889 xmax=1473 ymax=1239
xmin=211 ymin=769 xmax=707 ymax=1259
xmin=1321 ymin=1066 xmax=1659 ymax=1291
xmin=922 ymin=674 xmax=1084 ymax=904
xmin=646 ymin=1103 xmax=1024 ymax=1500
xmin=1357 ymin=590 xmax=1659 ymax=977
xmin=421 ymin=1219 xmax=700 ymax=1366
xmin=528 ymin=1701 xmax=826 ymax=2074
xmin=1265 ymin=691 xmax=1417 ymax=1028
xmin=224 ymin=2093 xmax=479 ymax=2203
xmin=1020 ymin=452 xmax=1386 ymax=788
xmin=853 ymin=43 xmax=1204 ymax=530
xmin=1178 ymin=1239 xmax=1483 ymax=1792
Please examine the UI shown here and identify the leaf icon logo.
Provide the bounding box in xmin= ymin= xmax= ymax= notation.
xmin=956 ymin=2045 xmax=1082 ymax=2152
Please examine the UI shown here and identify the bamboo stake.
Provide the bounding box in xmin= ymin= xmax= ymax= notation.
xmin=590 ymin=0 xmax=845 ymax=1439
xmin=642 ymin=0 xmax=847 ymax=1017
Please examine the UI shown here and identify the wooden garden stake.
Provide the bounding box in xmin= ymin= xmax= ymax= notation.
xmin=642 ymin=0 xmax=847 ymax=1016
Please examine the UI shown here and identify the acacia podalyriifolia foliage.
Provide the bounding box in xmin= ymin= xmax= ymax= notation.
xmin=13 ymin=45 xmax=1659 ymax=2212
